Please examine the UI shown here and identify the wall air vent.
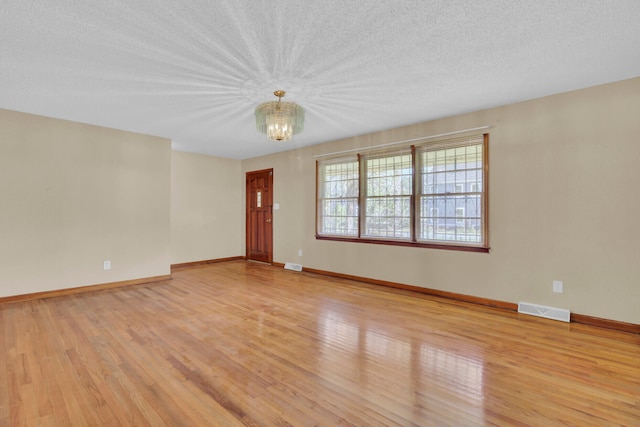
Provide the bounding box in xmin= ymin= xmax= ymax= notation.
xmin=518 ymin=302 xmax=570 ymax=323
xmin=284 ymin=262 xmax=303 ymax=272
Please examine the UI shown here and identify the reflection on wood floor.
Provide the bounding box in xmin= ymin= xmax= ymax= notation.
xmin=1 ymin=260 xmax=638 ymax=426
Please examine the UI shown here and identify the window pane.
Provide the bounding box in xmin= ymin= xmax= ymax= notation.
xmin=322 ymin=199 xmax=359 ymax=235
xmin=364 ymin=196 xmax=411 ymax=238
xmin=363 ymin=152 xmax=412 ymax=239
xmin=418 ymin=139 xmax=485 ymax=245
xmin=318 ymin=158 xmax=359 ymax=236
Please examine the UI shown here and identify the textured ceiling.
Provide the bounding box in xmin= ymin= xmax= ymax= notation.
xmin=2 ymin=1 xmax=639 ymax=159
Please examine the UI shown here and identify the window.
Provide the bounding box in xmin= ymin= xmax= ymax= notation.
xmin=316 ymin=133 xmax=488 ymax=252
xmin=363 ymin=149 xmax=412 ymax=239
xmin=316 ymin=157 xmax=359 ymax=236
xmin=417 ymin=139 xmax=485 ymax=245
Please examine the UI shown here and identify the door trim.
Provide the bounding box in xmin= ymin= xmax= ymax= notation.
xmin=245 ymin=168 xmax=273 ymax=264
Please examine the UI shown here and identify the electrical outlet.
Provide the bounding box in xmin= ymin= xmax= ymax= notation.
xmin=298 ymin=249 xmax=303 ymax=256
xmin=103 ymin=260 xmax=111 ymax=270
xmin=552 ymin=280 xmax=563 ymax=293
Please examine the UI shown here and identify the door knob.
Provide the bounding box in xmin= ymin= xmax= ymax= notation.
xmin=266 ymin=218 xmax=272 ymax=223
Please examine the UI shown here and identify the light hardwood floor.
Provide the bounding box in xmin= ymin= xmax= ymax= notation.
xmin=1 ymin=260 xmax=638 ymax=426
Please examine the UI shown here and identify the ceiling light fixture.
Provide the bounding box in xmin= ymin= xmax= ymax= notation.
xmin=255 ymin=90 xmax=304 ymax=142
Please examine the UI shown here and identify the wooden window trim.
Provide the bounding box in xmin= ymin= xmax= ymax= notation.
xmin=315 ymin=234 xmax=490 ymax=253
xmin=357 ymin=153 xmax=363 ymax=238
xmin=410 ymin=145 xmax=417 ymax=242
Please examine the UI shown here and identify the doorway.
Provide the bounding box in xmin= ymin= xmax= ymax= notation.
xmin=245 ymin=168 xmax=273 ymax=263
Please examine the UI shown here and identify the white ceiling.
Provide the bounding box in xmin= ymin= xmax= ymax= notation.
xmin=2 ymin=1 xmax=639 ymax=160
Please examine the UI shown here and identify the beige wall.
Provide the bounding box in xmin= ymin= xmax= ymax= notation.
xmin=170 ymin=151 xmax=242 ymax=264
xmin=2 ymin=78 xmax=638 ymax=324
xmin=242 ymin=77 xmax=640 ymax=324
xmin=0 ymin=109 xmax=171 ymax=296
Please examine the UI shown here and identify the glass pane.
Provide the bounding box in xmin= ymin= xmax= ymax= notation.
xmin=418 ymin=195 xmax=482 ymax=243
xmin=318 ymin=158 xmax=359 ymax=236
xmin=366 ymin=153 xmax=412 ymax=196
xmin=363 ymin=196 xmax=411 ymax=239
xmin=363 ymin=152 xmax=412 ymax=240
xmin=417 ymin=141 xmax=484 ymax=244
xmin=321 ymin=199 xmax=359 ymax=235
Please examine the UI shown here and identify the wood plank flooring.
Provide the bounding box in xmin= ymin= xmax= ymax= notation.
xmin=1 ymin=260 xmax=638 ymax=426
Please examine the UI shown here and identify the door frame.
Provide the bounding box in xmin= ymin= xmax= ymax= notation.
xmin=245 ymin=168 xmax=274 ymax=263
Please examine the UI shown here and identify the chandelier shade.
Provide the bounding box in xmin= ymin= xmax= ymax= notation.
xmin=255 ymin=90 xmax=305 ymax=141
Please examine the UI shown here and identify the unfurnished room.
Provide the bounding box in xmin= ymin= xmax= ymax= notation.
xmin=1 ymin=1 xmax=639 ymax=426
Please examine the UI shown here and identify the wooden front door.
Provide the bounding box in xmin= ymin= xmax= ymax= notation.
xmin=246 ymin=169 xmax=273 ymax=263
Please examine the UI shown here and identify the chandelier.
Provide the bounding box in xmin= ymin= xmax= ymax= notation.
xmin=255 ymin=90 xmax=305 ymax=141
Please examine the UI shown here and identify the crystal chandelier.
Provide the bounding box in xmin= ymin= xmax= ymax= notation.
xmin=255 ymin=90 xmax=305 ymax=141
